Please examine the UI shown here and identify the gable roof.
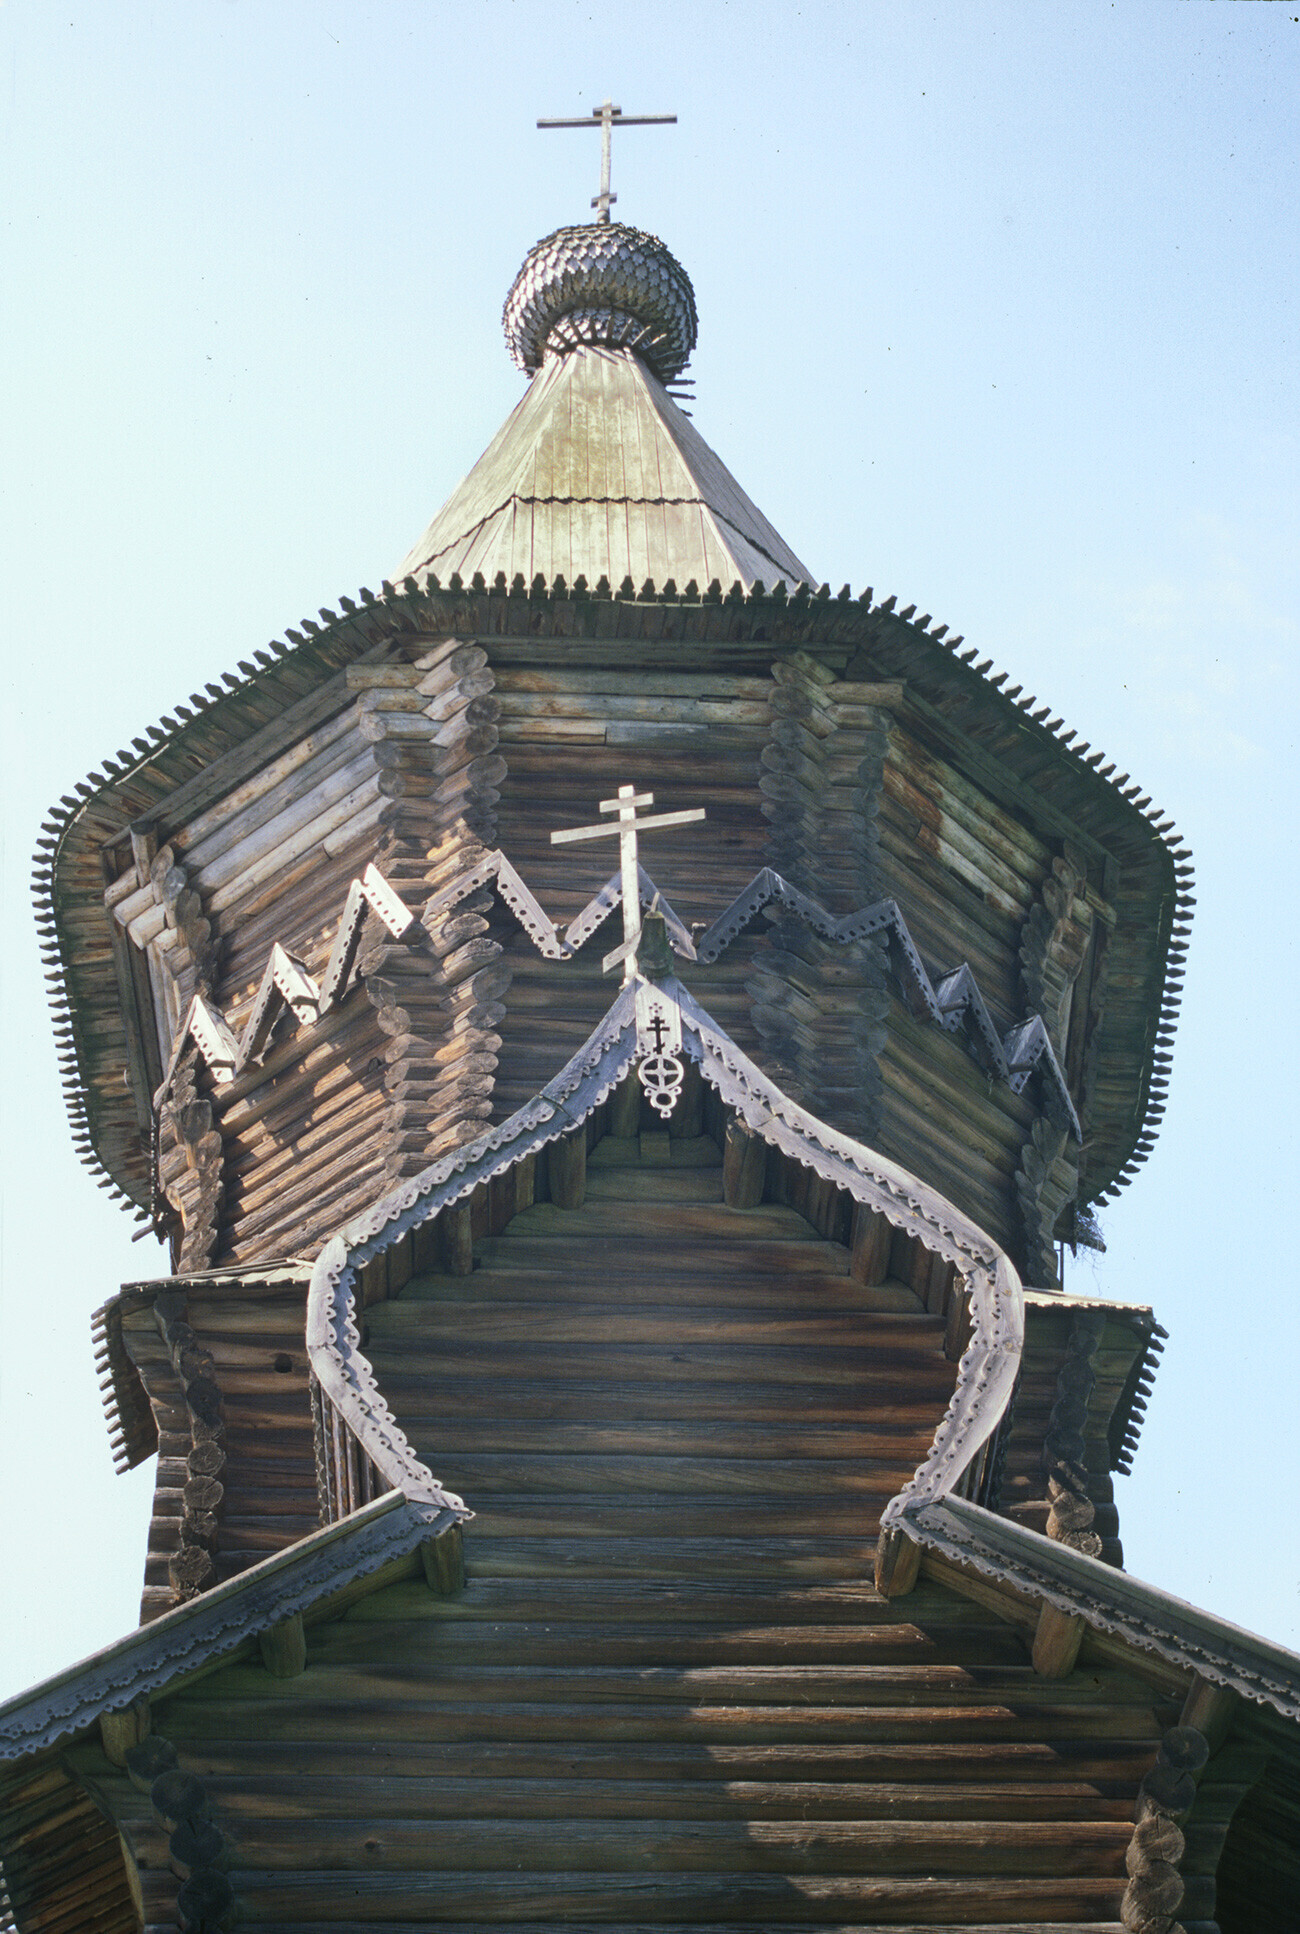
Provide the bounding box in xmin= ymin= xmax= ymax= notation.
xmin=394 ymin=345 xmax=813 ymax=594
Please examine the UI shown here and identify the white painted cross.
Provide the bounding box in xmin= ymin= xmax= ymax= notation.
xmin=551 ymin=784 xmax=705 ymax=982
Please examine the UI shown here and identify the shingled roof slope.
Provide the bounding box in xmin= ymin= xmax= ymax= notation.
xmin=395 ymin=343 xmax=813 ymax=593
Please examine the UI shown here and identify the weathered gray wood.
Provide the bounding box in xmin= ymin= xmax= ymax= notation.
xmin=548 ymin=1127 xmax=587 ymax=1210
xmin=1179 ymin=1673 xmax=1237 ymax=1754
xmin=437 ymin=1202 xmax=474 ymax=1276
xmin=259 ymin=1613 xmax=308 ymax=1680
xmin=99 ymin=1696 xmax=151 ymax=1767
xmin=1032 ymin=1600 xmax=1085 ymax=1679
xmin=849 ymin=1202 xmax=892 ymax=1285
xmin=722 ymin=1118 xmax=767 ymax=1209
xmin=420 ymin=1523 xmax=466 ymax=1597
xmin=874 ymin=1527 xmax=922 ymax=1598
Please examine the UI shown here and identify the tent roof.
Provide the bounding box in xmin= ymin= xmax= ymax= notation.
xmin=395 ymin=345 xmax=813 ymax=594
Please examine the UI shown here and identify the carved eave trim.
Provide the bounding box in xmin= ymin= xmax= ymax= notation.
xmin=897 ymin=1493 xmax=1300 ymax=1722
xmin=91 ymin=1296 xmax=158 ymax=1474
xmin=38 ymin=572 xmax=1188 ymax=1216
xmin=94 ymin=1265 xmax=312 ymax=1472
xmin=0 ymin=1490 xmax=455 ymax=1764
xmin=307 ymin=975 xmax=1023 ymax=1546
xmin=1022 ymin=1293 xmax=1167 ymax=1475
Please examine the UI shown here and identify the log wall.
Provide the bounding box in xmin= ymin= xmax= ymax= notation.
xmin=117 ymin=629 xmax=1113 ymax=1282
xmin=490 ymin=659 xmax=774 ymax=1117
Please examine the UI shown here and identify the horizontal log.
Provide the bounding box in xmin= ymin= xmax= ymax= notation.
xmin=152 ymin=1809 xmax=1133 ymax=1875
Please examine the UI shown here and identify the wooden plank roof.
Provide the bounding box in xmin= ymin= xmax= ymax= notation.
xmin=395 ymin=346 xmax=812 ymax=593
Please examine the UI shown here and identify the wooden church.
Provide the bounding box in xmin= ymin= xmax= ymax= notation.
xmin=4 ymin=120 xmax=1298 ymax=1934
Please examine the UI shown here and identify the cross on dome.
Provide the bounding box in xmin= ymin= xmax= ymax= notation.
xmin=537 ymin=98 xmax=677 ymax=223
xmin=550 ymin=783 xmax=705 ymax=983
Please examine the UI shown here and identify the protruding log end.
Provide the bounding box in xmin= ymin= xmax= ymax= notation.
xmin=99 ymin=1695 xmax=151 ymax=1767
xmin=259 ymin=1612 xmax=307 ymax=1679
xmin=1032 ymin=1599 xmax=1085 ymax=1678
xmin=723 ymin=1117 xmax=767 ymax=1209
xmin=421 ymin=1521 xmax=466 ymax=1597
xmin=874 ymin=1526 xmax=921 ymax=1598
xmin=124 ymin=1733 xmax=178 ymax=1796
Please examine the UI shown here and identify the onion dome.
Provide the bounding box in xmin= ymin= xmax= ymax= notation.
xmin=503 ymin=222 xmax=698 ymax=384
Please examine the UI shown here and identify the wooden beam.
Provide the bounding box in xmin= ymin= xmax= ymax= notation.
xmin=847 ymin=1202 xmax=892 ymax=1285
xmin=549 ymin=1128 xmax=587 ymax=1210
xmin=672 ymin=1060 xmax=705 ymax=1139
xmin=421 ymin=1522 xmax=466 ymax=1596
xmin=1032 ymin=1599 xmax=1085 ymax=1678
xmin=723 ymin=1118 xmax=766 ymax=1210
xmin=438 ymin=1202 xmax=474 ymax=1276
xmin=1180 ymin=1673 xmax=1237 ymax=1754
xmin=259 ymin=1612 xmax=307 ymax=1679
xmin=873 ymin=1527 xmax=921 ymax=1598
xmin=609 ymin=1073 xmax=641 ymax=1138
xmin=99 ymin=1696 xmax=150 ymax=1768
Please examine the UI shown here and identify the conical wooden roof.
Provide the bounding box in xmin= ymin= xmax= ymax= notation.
xmin=396 ymin=343 xmax=813 ymax=592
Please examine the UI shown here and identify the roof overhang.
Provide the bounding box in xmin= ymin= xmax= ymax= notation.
xmin=0 ymin=1489 xmax=453 ymax=1764
xmin=35 ymin=575 xmax=1190 ymax=1220
xmin=895 ymin=1492 xmax=1300 ymax=1721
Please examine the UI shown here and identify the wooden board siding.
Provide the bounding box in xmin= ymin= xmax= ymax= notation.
xmin=43 ymin=586 xmax=1183 ymax=1233
xmin=875 ymin=999 xmax=1035 ymax=1263
xmin=133 ymin=1144 xmax=1177 ymax=1929
xmin=84 ymin=623 xmax=1143 ymax=1285
xmin=395 ymin=344 xmax=813 ymax=595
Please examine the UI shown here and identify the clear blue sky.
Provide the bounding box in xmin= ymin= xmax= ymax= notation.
xmin=1 ymin=1 xmax=1296 ymax=1697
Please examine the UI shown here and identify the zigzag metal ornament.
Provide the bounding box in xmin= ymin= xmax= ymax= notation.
xmin=156 ymin=862 xmax=421 ymax=1104
xmin=432 ymin=850 xmax=1081 ymax=1138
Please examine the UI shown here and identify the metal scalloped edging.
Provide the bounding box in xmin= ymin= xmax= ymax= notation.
xmin=902 ymin=1492 xmax=1300 ymax=1721
xmin=0 ymin=1491 xmax=453 ymax=1762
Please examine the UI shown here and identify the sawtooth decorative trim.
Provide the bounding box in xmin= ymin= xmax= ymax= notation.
xmin=35 ymin=573 xmax=1189 ymax=1222
xmin=153 ymin=862 xmax=418 ymax=1107
xmin=91 ymin=1297 xmax=158 ymax=1476
xmin=1111 ymin=1322 xmax=1168 ymax=1476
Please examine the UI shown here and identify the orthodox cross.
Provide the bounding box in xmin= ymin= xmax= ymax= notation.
xmin=551 ymin=784 xmax=704 ymax=982
xmin=537 ymin=98 xmax=677 ymax=223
